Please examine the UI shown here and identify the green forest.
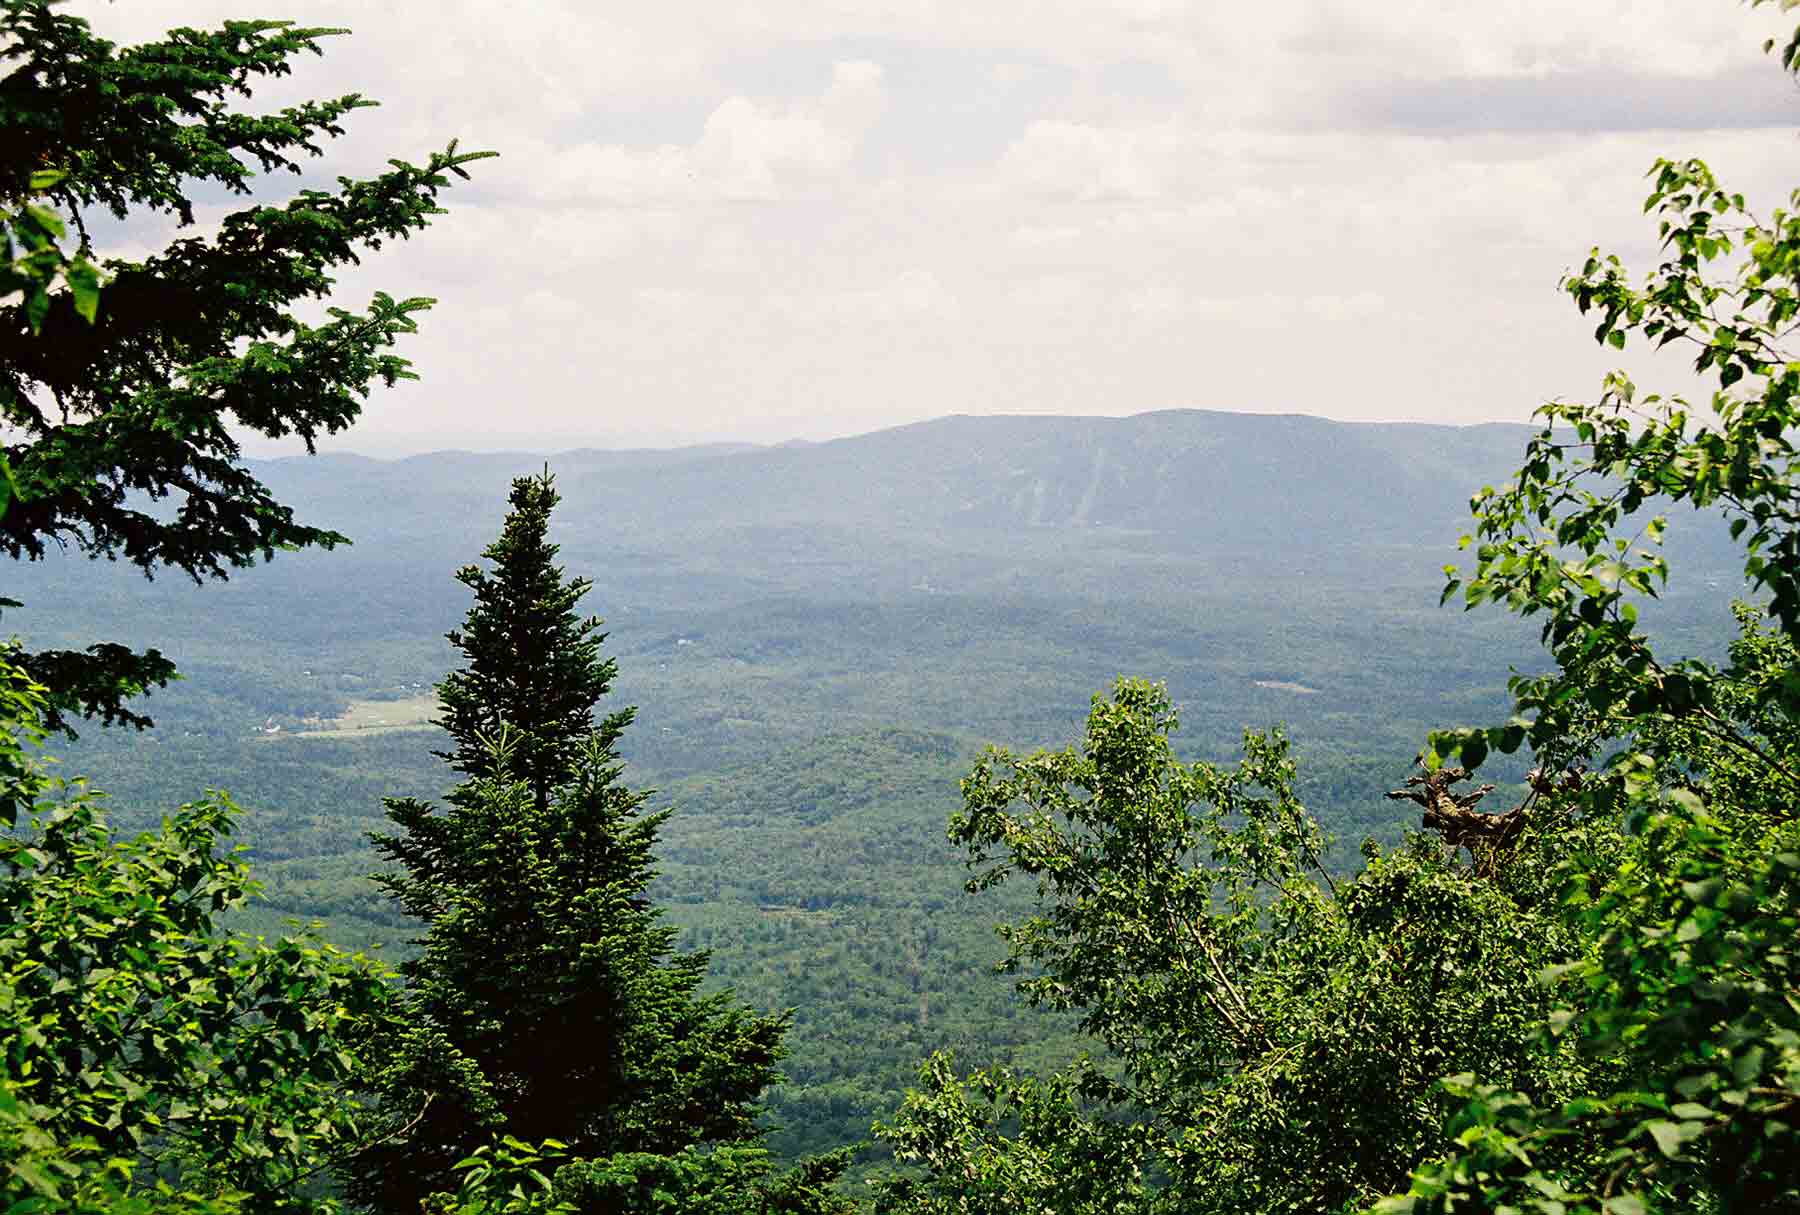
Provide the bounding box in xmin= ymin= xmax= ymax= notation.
xmin=2 ymin=2 xmax=1797 ymax=1212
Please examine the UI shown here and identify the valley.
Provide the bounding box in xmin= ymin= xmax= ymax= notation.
xmin=4 ymin=408 xmax=1745 ymax=1167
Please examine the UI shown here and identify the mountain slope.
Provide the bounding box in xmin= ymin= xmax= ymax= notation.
xmin=2 ymin=408 xmax=1747 ymax=1171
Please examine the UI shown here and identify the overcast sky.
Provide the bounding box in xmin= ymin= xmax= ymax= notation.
xmin=68 ymin=0 xmax=1800 ymax=453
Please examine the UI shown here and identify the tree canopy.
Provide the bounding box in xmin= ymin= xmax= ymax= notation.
xmin=6 ymin=1 xmax=1800 ymax=1212
xmin=433 ymin=471 xmax=629 ymax=799
xmin=873 ymin=686 xmax=1603 ymax=1215
xmin=876 ymin=6 xmax=1800 ymax=1213
xmin=0 ymin=649 xmax=394 ymax=1213
xmin=0 ymin=0 xmax=489 ymax=731
xmin=354 ymin=472 xmax=802 ymax=1212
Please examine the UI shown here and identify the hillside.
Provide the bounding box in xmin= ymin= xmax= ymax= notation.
xmin=3 ymin=408 xmax=1747 ymax=1166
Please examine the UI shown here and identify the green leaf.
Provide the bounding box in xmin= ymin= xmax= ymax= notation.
xmin=1460 ymin=734 xmax=1489 ymax=771
xmin=23 ymin=287 xmax=48 ymax=334
xmin=67 ymin=261 xmax=101 ymax=324
xmin=1644 ymin=1119 xmax=1686 ymax=1158
xmin=1666 ymin=788 xmax=1704 ymax=815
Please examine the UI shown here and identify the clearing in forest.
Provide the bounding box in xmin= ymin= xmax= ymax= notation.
xmin=295 ymin=694 xmax=441 ymax=738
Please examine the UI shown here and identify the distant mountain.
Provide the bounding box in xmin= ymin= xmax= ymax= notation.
xmin=251 ymin=409 xmax=1537 ymax=555
xmin=12 ymin=407 xmax=1739 ymax=704
xmin=12 ymin=407 xmax=1751 ymax=1173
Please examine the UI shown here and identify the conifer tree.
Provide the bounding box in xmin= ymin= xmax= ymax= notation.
xmin=433 ymin=471 xmax=628 ymax=800
xmin=0 ymin=0 xmax=490 ymax=731
xmin=351 ymin=471 xmax=789 ymax=1213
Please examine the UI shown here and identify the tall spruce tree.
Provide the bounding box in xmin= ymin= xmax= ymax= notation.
xmin=351 ymin=471 xmax=789 ymax=1213
xmin=433 ymin=471 xmax=627 ymax=800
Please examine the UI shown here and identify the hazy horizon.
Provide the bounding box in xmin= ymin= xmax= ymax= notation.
xmin=71 ymin=2 xmax=1800 ymax=459
xmin=248 ymin=405 xmax=1541 ymax=462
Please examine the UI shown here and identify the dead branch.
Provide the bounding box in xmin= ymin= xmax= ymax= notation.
xmin=1386 ymin=765 xmax=1580 ymax=876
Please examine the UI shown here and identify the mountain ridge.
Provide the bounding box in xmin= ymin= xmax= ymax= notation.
xmin=235 ymin=408 xmax=1542 ymax=561
xmin=271 ymin=408 xmax=1535 ymax=468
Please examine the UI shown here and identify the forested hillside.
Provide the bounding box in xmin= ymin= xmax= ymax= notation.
xmin=0 ymin=410 xmax=1659 ymax=1156
xmin=3 ymin=2 xmax=1797 ymax=1213
xmin=3 ymin=408 xmax=1747 ymax=1166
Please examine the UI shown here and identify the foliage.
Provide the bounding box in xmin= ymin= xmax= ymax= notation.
xmin=874 ymin=679 xmax=1595 ymax=1214
xmin=1 ymin=1071 xmax=247 ymax=1215
xmin=0 ymin=0 xmax=488 ymax=731
xmin=559 ymin=1147 xmax=854 ymax=1215
xmin=1378 ymin=626 xmax=1800 ymax=1215
xmin=874 ymin=1054 xmax=1148 ymax=1215
xmin=350 ymin=474 xmax=793 ymax=1212
xmin=435 ymin=472 xmax=629 ymax=799
xmin=0 ymin=648 xmax=392 ymax=1213
xmin=0 ymin=167 xmax=98 ymax=332
xmin=427 ymin=1137 xmax=574 ymax=1215
xmin=426 ymin=1137 xmax=855 ymax=1215
xmin=1369 ymin=7 xmax=1800 ymax=1212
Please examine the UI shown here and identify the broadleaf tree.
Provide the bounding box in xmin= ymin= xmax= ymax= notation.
xmin=880 ymin=9 xmax=1800 ymax=1213
xmin=1372 ymin=4 xmax=1800 ymax=1211
xmin=873 ymin=682 xmax=1603 ymax=1215
xmin=0 ymin=647 xmax=395 ymax=1214
xmin=0 ymin=0 xmax=490 ymax=731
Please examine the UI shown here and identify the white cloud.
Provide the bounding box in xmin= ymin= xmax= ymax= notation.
xmin=997 ymin=120 xmax=1183 ymax=200
xmin=1292 ymin=0 xmax=1789 ymax=81
xmin=1303 ymin=291 xmax=1385 ymax=322
xmin=1011 ymin=224 xmax=1083 ymax=248
xmin=53 ymin=0 xmax=1800 ymax=451
xmin=502 ymin=60 xmax=886 ymax=205
xmin=692 ymin=60 xmax=886 ymax=199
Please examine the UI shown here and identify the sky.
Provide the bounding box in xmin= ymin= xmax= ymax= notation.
xmin=67 ymin=0 xmax=1800 ymax=453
